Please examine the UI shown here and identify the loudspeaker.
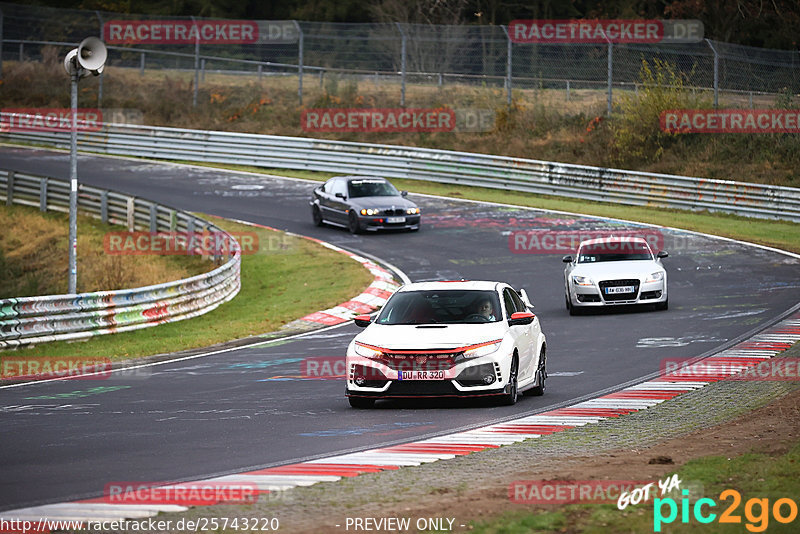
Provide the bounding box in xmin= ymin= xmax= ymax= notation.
xmin=76 ymin=37 xmax=107 ymax=73
xmin=64 ymin=37 xmax=107 ymax=77
xmin=63 ymin=48 xmax=79 ymax=76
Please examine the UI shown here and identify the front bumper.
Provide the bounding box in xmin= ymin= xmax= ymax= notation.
xmin=356 ymin=214 xmax=421 ymax=232
xmin=345 ymin=354 xmax=510 ymax=399
xmin=570 ymin=279 xmax=666 ymax=307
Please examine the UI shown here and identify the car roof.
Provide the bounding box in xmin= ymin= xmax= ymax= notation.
xmin=335 ymin=175 xmax=390 ymax=183
xmin=578 ymin=236 xmax=650 ymax=247
xmin=396 ymin=280 xmax=503 ymax=293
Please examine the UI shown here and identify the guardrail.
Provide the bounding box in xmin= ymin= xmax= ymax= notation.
xmin=3 ymin=123 xmax=799 ymax=222
xmin=0 ymin=169 xmax=241 ymax=349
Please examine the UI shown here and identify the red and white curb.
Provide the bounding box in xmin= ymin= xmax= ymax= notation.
xmin=290 ymin=237 xmax=400 ymax=327
xmin=215 ymin=218 xmax=404 ymax=329
xmin=2 ymin=313 xmax=798 ymax=529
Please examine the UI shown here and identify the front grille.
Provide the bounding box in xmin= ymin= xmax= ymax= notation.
xmin=380 ymin=352 xmax=460 ymax=372
xmin=382 ymin=208 xmax=405 ymax=216
xmin=599 ymin=279 xmax=640 ymax=302
xmin=387 ymin=380 xmax=461 ymax=396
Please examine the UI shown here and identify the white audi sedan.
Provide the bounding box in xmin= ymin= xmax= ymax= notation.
xmin=563 ymin=237 xmax=668 ymax=315
xmin=345 ymin=281 xmax=547 ymax=408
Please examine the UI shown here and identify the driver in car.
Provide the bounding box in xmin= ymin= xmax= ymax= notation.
xmin=474 ymin=298 xmax=496 ymax=321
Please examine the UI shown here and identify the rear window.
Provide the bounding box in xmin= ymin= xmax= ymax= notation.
xmin=376 ymin=290 xmax=502 ymax=325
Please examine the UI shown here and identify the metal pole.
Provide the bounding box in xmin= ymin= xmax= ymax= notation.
xmin=501 ymin=25 xmax=512 ymax=106
xmin=294 ymin=21 xmax=303 ymax=105
xmin=201 ymin=58 xmax=205 ymax=82
xmin=566 ymin=80 xmax=570 ymax=101
xmin=0 ymin=8 xmax=4 ymax=80
xmin=706 ymin=39 xmax=719 ymax=108
xmin=396 ymin=23 xmax=406 ymax=107
xmin=607 ymin=42 xmax=613 ymax=116
xmin=140 ymin=52 xmax=145 ymax=75
xmin=96 ymin=11 xmax=103 ymax=107
xmin=68 ymin=70 xmax=79 ymax=294
xmin=192 ymin=16 xmax=199 ymax=108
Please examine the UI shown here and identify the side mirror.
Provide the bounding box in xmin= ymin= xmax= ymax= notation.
xmin=518 ymin=288 xmax=534 ymax=309
xmin=657 ymin=251 xmax=669 ymax=259
xmin=335 ymin=192 xmax=346 ymax=199
xmin=508 ymin=311 xmax=535 ymax=326
xmin=562 ymin=255 xmax=573 ymax=263
xmin=354 ymin=314 xmax=372 ymax=328
xmin=401 ymin=190 xmax=408 ymax=197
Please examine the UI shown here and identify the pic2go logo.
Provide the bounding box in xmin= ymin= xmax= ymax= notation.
xmin=654 ymin=489 xmax=798 ymax=532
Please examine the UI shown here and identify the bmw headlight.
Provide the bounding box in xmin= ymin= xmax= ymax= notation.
xmin=463 ymin=340 xmax=502 ymax=359
xmin=572 ymin=275 xmax=594 ymax=286
xmin=645 ymin=271 xmax=664 ymax=283
xmin=406 ymin=207 xmax=420 ymax=215
xmin=353 ymin=343 xmax=382 ymax=358
xmin=360 ymin=208 xmax=379 ymax=216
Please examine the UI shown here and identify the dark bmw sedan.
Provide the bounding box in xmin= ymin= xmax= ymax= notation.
xmin=310 ymin=176 xmax=421 ymax=233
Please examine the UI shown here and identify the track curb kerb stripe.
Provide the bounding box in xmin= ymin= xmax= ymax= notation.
xmin=211 ymin=217 xmax=401 ymax=328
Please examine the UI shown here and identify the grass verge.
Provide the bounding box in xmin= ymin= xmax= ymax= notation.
xmin=0 ymin=203 xmax=209 ymax=297
xmin=468 ymin=440 xmax=800 ymax=534
xmin=177 ymin=163 xmax=800 ymax=255
xmin=2 ymin=217 xmax=373 ymax=360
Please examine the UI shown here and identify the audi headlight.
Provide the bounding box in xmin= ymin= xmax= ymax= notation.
xmin=359 ymin=208 xmax=379 ymax=216
xmin=406 ymin=207 xmax=420 ymax=215
xmin=645 ymin=271 xmax=664 ymax=283
xmin=463 ymin=340 xmax=502 ymax=359
xmin=572 ymin=275 xmax=594 ymax=286
xmin=353 ymin=343 xmax=382 ymax=358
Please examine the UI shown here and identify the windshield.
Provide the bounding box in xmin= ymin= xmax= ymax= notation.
xmin=376 ymin=290 xmax=502 ymax=325
xmin=348 ymin=179 xmax=400 ymax=198
xmin=577 ymin=241 xmax=653 ymax=263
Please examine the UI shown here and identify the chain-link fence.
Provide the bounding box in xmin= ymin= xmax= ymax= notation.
xmin=1 ymin=2 xmax=799 ymax=113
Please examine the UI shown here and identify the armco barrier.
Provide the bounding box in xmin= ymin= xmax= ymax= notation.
xmin=2 ymin=122 xmax=799 ymax=222
xmin=0 ymin=170 xmax=241 ymax=349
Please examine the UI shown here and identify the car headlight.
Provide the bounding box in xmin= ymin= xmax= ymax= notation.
xmin=572 ymin=275 xmax=594 ymax=286
xmin=645 ymin=271 xmax=664 ymax=283
xmin=353 ymin=343 xmax=382 ymax=358
xmin=406 ymin=207 xmax=420 ymax=215
xmin=359 ymin=208 xmax=379 ymax=216
xmin=463 ymin=340 xmax=502 ymax=359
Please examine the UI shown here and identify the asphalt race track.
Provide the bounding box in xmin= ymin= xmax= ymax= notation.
xmin=1 ymin=146 xmax=799 ymax=511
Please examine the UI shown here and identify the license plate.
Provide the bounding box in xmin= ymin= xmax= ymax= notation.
xmin=399 ymin=370 xmax=445 ymax=380
xmin=386 ymin=216 xmax=406 ymax=223
xmin=605 ymin=286 xmax=635 ymax=294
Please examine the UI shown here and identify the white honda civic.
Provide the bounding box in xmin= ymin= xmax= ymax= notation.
xmin=345 ymin=281 xmax=547 ymax=408
xmin=563 ymin=236 xmax=669 ymax=315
